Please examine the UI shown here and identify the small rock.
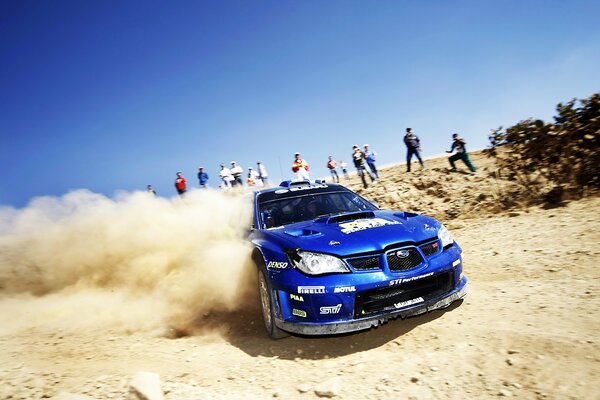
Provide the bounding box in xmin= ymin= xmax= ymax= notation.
xmin=507 ymin=349 xmax=519 ymax=355
xmin=297 ymin=384 xmax=311 ymax=393
xmin=430 ymin=366 xmax=439 ymax=372
xmin=410 ymin=377 xmax=419 ymax=383
xmin=314 ymin=377 xmax=341 ymax=398
xmin=511 ymin=383 xmax=523 ymax=389
xmin=499 ymin=389 xmax=513 ymax=397
xmin=129 ymin=371 xmax=164 ymax=400
xmin=508 ymin=212 xmax=520 ymax=217
xmin=506 ymin=358 xmax=514 ymax=366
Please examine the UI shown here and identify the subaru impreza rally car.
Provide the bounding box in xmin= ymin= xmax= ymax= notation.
xmin=249 ymin=180 xmax=467 ymax=339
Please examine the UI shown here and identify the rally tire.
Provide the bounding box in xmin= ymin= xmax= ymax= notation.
xmin=257 ymin=264 xmax=289 ymax=340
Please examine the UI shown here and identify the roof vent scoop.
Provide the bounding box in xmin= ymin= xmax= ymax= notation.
xmin=326 ymin=211 xmax=376 ymax=224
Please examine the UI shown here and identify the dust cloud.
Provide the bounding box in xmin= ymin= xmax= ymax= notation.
xmin=0 ymin=189 xmax=256 ymax=336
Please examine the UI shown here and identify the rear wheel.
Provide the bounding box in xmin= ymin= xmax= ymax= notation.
xmin=257 ymin=264 xmax=289 ymax=340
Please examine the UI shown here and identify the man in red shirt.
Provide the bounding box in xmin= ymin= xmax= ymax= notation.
xmin=175 ymin=172 xmax=187 ymax=196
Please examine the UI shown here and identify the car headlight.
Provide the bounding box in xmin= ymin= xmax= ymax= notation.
xmin=290 ymin=250 xmax=350 ymax=275
xmin=438 ymin=225 xmax=454 ymax=249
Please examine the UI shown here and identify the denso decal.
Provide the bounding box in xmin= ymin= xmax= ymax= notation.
xmin=393 ymin=297 xmax=424 ymax=309
xmin=319 ymin=304 xmax=342 ymax=315
xmin=267 ymin=261 xmax=288 ymax=269
xmin=339 ymin=218 xmax=400 ymax=234
xmin=292 ymin=309 xmax=307 ymax=318
xmin=290 ymin=293 xmax=304 ymax=302
xmin=389 ymin=272 xmax=434 ymax=286
xmin=298 ymin=286 xmax=326 ymax=294
xmin=333 ymin=286 xmax=356 ymax=293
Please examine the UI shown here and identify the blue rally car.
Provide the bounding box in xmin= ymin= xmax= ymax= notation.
xmin=249 ymin=180 xmax=468 ymax=339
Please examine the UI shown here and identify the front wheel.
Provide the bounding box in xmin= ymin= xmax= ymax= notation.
xmin=257 ymin=267 xmax=289 ymax=340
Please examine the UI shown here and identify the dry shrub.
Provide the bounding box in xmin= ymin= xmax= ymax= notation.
xmin=488 ymin=92 xmax=600 ymax=206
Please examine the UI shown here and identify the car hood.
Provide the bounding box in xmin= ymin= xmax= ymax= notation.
xmin=263 ymin=210 xmax=441 ymax=256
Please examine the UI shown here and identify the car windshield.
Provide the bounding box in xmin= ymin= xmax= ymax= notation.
xmin=257 ymin=190 xmax=377 ymax=228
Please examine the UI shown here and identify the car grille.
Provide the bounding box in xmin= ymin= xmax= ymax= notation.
xmin=386 ymin=248 xmax=423 ymax=271
xmin=354 ymin=270 xmax=454 ymax=318
xmin=420 ymin=241 xmax=440 ymax=257
xmin=348 ymin=256 xmax=380 ymax=270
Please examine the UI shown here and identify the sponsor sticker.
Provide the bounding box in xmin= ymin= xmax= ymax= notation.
xmin=290 ymin=293 xmax=304 ymax=302
xmin=267 ymin=261 xmax=288 ymax=269
xmin=394 ymin=297 xmax=424 ymax=309
xmin=292 ymin=309 xmax=307 ymax=318
xmin=452 ymin=259 xmax=460 ymax=267
xmin=319 ymin=304 xmax=342 ymax=315
xmin=389 ymin=272 xmax=434 ymax=286
xmin=333 ymin=286 xmax=356 ymax=293
xmin=339 ymin=218 xmax=400 ymax=234
xmin=298 ymin=286 xmax=326 ymax=294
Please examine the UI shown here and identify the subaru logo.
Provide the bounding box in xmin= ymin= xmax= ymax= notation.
xmin=396 ymin=250 xmax=410 ymax=258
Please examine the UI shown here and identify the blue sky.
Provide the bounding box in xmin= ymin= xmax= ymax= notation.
xmin=1 ymin=0 xmax=599 ymax=207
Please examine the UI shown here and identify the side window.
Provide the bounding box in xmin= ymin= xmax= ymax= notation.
xmin=351 ymin=195 xmax=369 ymax=210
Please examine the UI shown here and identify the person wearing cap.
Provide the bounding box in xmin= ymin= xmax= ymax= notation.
xmin=326 ymin=156 xmax=340 ymax=183
xmin=197 ymin=166 xmax=209 ymax=189
xmin=257 ymin=161 xmax=269 ymax=186
xmin=219 ymin=163 xmax=234 ymax=188
xmin=352 ymin=145 xmax=374 ymax=188
xmin=364 ymin=144 xmax=379 ymax=180
xmin=174 ymin=172 xmax=187 ymax=196
xmin=292 ymin=153 xmax=310 ymax=180
xmin=230 ymin=161 xmax=244 ymax=187
xmin=404 ymin=127 xmax=424 ymax=172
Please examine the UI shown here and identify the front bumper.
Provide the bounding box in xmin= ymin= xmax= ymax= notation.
xmin=274 ymin=276 xmax=468 ymax=335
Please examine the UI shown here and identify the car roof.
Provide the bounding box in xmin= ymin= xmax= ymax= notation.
xmin=256 ymin=180 xmax=344 ymax=194
xmin=255 ymin=180 xmax=351 ymax=202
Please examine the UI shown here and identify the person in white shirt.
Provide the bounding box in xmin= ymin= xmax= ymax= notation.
xmin=257 ymin=161 xmax=269 ymax=186
xmin=219 ymin=164 xmax=234 ymax=188
xmin=230 ymin=161 xmax=244 ymax=187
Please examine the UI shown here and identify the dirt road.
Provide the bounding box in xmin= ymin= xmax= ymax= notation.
xmin=1 ymin=194 xmax=598 ymax=400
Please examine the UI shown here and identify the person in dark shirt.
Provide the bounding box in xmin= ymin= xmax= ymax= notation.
xmin=446 ymin=133 xmax=476 ymax=172
xmin=146 ymin=185 xmax=156 ymax=196
xmin=352 ymin=145 xmax=374 ymax=188
xmin=404 ymin=128 xmax=425 ymax=172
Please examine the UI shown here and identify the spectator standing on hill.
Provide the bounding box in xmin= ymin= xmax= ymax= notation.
xmin=247 ymin=167 xmax=263 ymax=187
xmin=197 ymin=167 xmax=209 ymax=188
xmin=326 ymin=156 xmax=340 ymax=183
xmin=230 ymin=161 xmax=244 ymax=186
xmin=404 ymin=128 xmax=424 ymax=172
xmin=257 ymin=161 xmax=269 ymax=186
xmin=147 ymin=185 xmax=156 ymax=196
xmin=174 ymin=172 xmax=187 ymax=196
xmin=292 ymin=152 xmax=310 ymax=180
xmin=352 ymin=145 xmax=374 ymax=188
xmin=219 ymin=163 xmax=234 ymax=188
xmin=340 ymin=160 xmax=349 ymax=179
xmin=364 ymin=144 xmax=379 ymax=180
xmin=447 ymin=133 xmax=477 ymax=172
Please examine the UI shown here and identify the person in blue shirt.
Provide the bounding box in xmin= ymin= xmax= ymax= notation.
xmin=197 ymin=166 xmax=209 ymax=188
xmin=364 ymin=144 xmax=379 ymax=180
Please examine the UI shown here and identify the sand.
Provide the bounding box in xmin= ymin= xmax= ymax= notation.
xmin=0 ymin=151 xmax=598 ymax=400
